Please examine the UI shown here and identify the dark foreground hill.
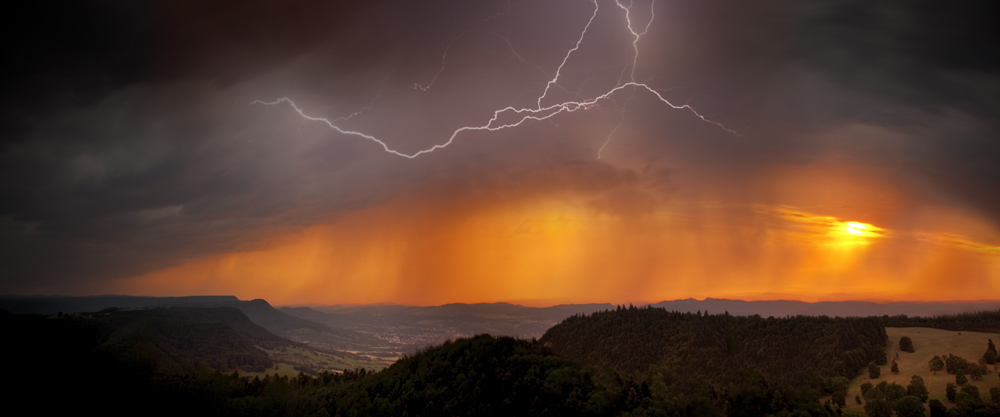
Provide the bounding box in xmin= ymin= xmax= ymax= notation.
xmin=540 ymin=307 xmax=888 ymax=415
xmin=8 ymin=304 xmax=1000 ymax=416
xmin=541 ymin=306 xmax=887 ymax=381
xmin=0 ymin=305 xmax=886 ymax=417
xmin=3 ymin=307 xmax=283 ymax=374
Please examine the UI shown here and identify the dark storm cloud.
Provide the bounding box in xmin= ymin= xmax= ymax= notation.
xmin=791 ymin=1 xmax=1000 ymax=223
xmin=612 ymin=1 xmax=1000 ymax=222
xmin=1 ymin=0 xmax=998 ymax=292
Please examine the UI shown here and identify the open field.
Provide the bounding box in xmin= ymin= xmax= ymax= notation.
xmin=239 ymin=346 xmax=391 ymax=378
xmin=840 ymin=327 xmax=1000 ymax=414
xmin=239 ymin=362 xmax=308 ymax=379
xmin=267 ymin=346 xmax=389 ymax=372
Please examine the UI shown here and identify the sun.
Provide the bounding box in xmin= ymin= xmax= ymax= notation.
xmin=829 ymin=220 xmax=884 ymax=245
xmin=844 ymin=222 xmax=869 ymax=236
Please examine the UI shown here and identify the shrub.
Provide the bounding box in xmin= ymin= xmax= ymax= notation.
xmin=899 ymin=336 xmax=914 ymax=353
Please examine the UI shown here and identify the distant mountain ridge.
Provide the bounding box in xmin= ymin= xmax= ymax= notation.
xmin=291 ymin=298 xmax=1000 ymax=319
xmin=0 ymin=295 xmax=395 ymax=360
xmin=0 ymin=295 xmax=239 ymax=315
xmin=6 ymin=295 xmax=999 ymax=364
xmin=647 ymin=298 xmax=1000 ymax=318
xmin=6 ymin=295 xmax=997 ymax=319
xmin=0 ymin=294 xmax=339 ymax=334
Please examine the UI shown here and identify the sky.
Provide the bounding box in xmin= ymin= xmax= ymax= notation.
xmin=2 ymin=0 xmax=999 ymax=306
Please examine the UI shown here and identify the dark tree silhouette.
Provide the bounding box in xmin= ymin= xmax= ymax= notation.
xmin=959 ymin=385 xmax=981 ymax=402
xmin=983 ymin=338 xmax=998 ymax=365
xmin=928 ymin=399 xmax=947 ymax=417
xmin=869 ymin=362 xmax=881 ymax=379
xmin=929 ymin=356 xmax=944 ymax=374
xmin=956 ymin=373 xmax=968 ymax=386
xmin=864 ymin=389 xmax=892 ymax=417
xmin=894 ymin=395 xmax=925 ymax=417
xmin=946 ymin=354 xmax=971 ymax=374
xmin=907 ymin=375 xmax=929 ymax=402
xmin=969 ymin=363 xmax=987 ymax=380
xmin=899 ymin=336 xmax=914 ymax=353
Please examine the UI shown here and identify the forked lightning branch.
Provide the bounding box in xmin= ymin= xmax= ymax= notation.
xmin=251 ymin=0 xmax=737 ymax=160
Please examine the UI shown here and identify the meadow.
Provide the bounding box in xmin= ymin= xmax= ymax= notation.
xmin=841 ymin=327 xmax=1000 ymax=414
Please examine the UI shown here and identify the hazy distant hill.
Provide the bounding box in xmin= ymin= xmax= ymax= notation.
xmin=0 ymin=295 xmax=239 ymax=315
xmin=173 ymin=298 xmax=330 ymax=334
xmin=107 ymin=307 xmax=294 ymax=350
xmin=283 ymin=299 xmax=1000 ymax=349
xmin=648 ymin=298 xmax=1000 ymax=318
xmin=280 ymin=302 xmax=614 ymax=354
xmin=98 ymin=308 xmax=277 ymax=373
xmin=0 ymin=295 xmax=387 ymax=357
xmin=0 ymin=295 xmax=322 ymax=334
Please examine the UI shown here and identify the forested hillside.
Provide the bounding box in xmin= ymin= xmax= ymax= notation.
xmin=540 ymin=306 xmax=888 ymax=412
xmin=880 ymin=310 xmax=1000 ymax=333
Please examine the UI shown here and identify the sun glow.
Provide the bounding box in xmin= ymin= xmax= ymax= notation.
xmin=844 ymin=222 xmax=869 ymax=235
xmin=826 ymin=220 xmax=885 ymax=245
xmin=117 ymin=160 xmax=1000 ymax=306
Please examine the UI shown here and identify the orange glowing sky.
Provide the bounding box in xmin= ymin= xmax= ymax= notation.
xmin=9 ymin=1 xmax=1000 ymax=306
xmin=112 ymin=160 xmax=1000 ymax=306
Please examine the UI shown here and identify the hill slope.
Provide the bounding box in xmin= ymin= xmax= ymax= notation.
xmin=540 ymin=306 xmax=888 ymax=410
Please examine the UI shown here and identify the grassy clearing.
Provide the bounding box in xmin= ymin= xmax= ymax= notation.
xmin=239 ymin=362 xmax=306 ymax=379
xmin=839 ymin=327 xmax=1000 ymax=414
xmin=238 ymin=346 xmax=391 ymax=378
xmin=272 ymin=345 xmax=389 ymax=371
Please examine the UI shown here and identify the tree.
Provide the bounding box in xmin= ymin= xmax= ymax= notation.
xmin=856 ymin=394 xmax=862 ymax=405
xmin=864 ymin=389 xmax=892 ymax=417
xmin=990 ymin=387 xmax=1000 ymax=405
xmin=969 ymin=364 xmax=987 ymax=380
xmin=946 ymin=354 xmax=970 ymax=374
xmin=869 ymin=362 xmax=881 ymax=379
xmin=861 ymin=382 xmax=874 ymax=396
xmin=907 ymin=375 xmax=929 ymax=402
xmin=876 ymin=348 xmax=888 ymax=365
xmin=929 ymin=356 xmax=944 ymax=374
xmin=899 ymin=336 xmax=915 ymax=353
xmin=956 ymin=373 xmax=968 ymax=386
xmin=928 ymin=399 xmax=947 ymax=417
xmin=894 ymin=395 xmax=926 ymax=417
xmin=883 ymin=382 xmax=907 ymax=406
xmin=891 ymin=360 xmax=899 ymax=374
xmin=986 ymin=349 xmax=999 ymax=365
xmin=947 ymin=383 xmax=958 ymax=403
xmin=832 ymin=391 xmax=846 ymax=408
xmin=959 ymin=385 xmax=980 ymax=401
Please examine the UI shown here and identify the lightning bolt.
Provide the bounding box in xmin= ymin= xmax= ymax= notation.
xmin=535 ymin=0 xmax=602 ymax=110
xmin=252 ymin=0 xmax=737 ymax=159
xmin=412 ymin=35 xmax=460 ymax=92
xmin=332 ymin=92 xmax=379 ymax=123
xmin=616 ymin=0 xmax=655 ymax=83
xmin=413 ymin=0 xmax=514 ymax=92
